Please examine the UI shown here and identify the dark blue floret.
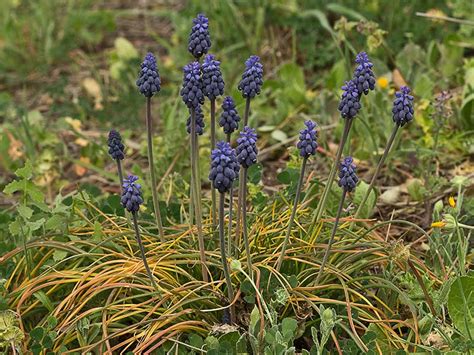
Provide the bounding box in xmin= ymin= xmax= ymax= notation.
xmin=180 ymin=62 xmax=204 ymax=109
xmin=338 ymin=80 xmax=361 ymax=119
xmin=338 ymin=157 xmax=358 ymax=192
xmin=392 ymin=86 xmax=414 ymax=127
xmin=219 ymin=96 xmax=240 ymax=135
xmin=121 ymin=175 xmax=144 ymax=213
xmin=238 ymin=55 xmax=264 ymax=99
xmin=186 ymin=105 xmax=205 ymax=135
xmin=236 ymin=126 xmax=258 ymax=168
xmin=188 ymin=14 xmax=211 ymax=59
xmin=107 ymin=129 xmax=125 ymax=161
xmin=136 ymin=53 xmax=161 ymax=97
xmin=353 ymin=52 xmax=376 ymax=95
xmin=209 ymin=141 xmax=240 ymax=193
xmin=296 ymin=120 xmax=318 ymax=158
xmin=202 ymin=54 xmax=224 ymax=100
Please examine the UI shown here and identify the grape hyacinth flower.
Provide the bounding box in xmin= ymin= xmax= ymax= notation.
xmin=238 ymin=55 xmax=263 ymax=125
xmin=236 ymin=126 xmax=258 ymax=169
xmin=136 ymin=53 xmax=161 ymax=98
xmin=276 ymin=120 xmax=318 ymax=272
xmin=353 ymin=52 xmax=376 ymax=95
xmin=219 ymin=96 xmax=240 ymax=141
xmin=202 ymin=54 xmax=224 ymax=101
xmin=338 ymin=80 xmax=361 ymax=119
xmin=235 ymin=55 xmax=263 ymax=243
xmin=136 ymin=53 xmax=164 ymax=241
xmin=235 ymin=127 xmax=258 ymax=278
xmin=296 ymin=120 xmax=318 ymax=158
xmin=354 ymin=87 xmax=415 ymax=221
xmin=209 ymin=141 xmax=240 ymax=194
xmin=107 ymin=129 xmax=125 ymax=188
xmin=188 ymin=13 xmax=211 ymax=59
xmin=121 ymin=175 xmax=158 ymax=290
xmin=181 ymin=62 xmax=205 ymax=109
xmin=392 ymin=86 xmax=414 ymax=127
xmin=186 ymin=105 xmax=205 ymax=135
xmin=338 ymin=157 xmax=359 ymax=192
xmin=202 ymin=54 xmax=225 ymax=233
xmin=316 ymin=157 xmax=358 ymax=283
xmin=181 ymin=61 xmax=208 ymax=282
xmin=209 ymin=141 xmax=239 ymax=323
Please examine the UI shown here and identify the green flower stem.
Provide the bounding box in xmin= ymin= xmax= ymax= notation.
xmin=311 ymin=119 xmax=353 ymax=231
xmin=227 ymin=133 xmax=234 ymax=256
xmin=235 ymin=97 xmax=252 ymax=247
xmin=241 ymin=168 xmax=253 ymax=280
xmin=116 ymin=159 xmax=124 ymax=188
xmin=210 ymin=99 xmax=217 ymax=235
xmin=219 ymin=192 xmax=235 ymax=323
xmin=190 ymin=108 xmax=209 ymax=282
xmin=275 ymin=157 xmax=307 ymax=273
xmin=131 ymin=212 xmax=158 ymax=291
xmin=244 ymin=97 xmax=251 ymax=126
xmin=146 ymin=97 xmax=165 ymax=242
xmin=235 ymin=170 xmax=244 ymax=250
xmin=353 ymin=124 xmax=399 ymax=222
xmin=407 ymin=259 xmax=437 ymax=317
xmin=316 ymin=188 xmax=347 ymax=284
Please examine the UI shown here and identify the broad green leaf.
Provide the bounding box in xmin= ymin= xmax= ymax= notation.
xmin=26 ymin=218 xmax=45 ymax=232
xmin=447 ymin=272 xmax=474 ymax=337
xmin=45 ymin=215 xmax=64 ymax=231
xmin=281 ymin=317 xmax=298 ymax=341
xmin=30 ymin=327 xmax=44 ymax=341
xmin=26 ymin=181 xmax=45 ymax=204
xmin=16 ymin=160 xmax=32 ymax=179
xmin=353 ymin=180 xmax=376 ymax=218
xmin=8 ymin=219 xmax=22 ymax=236
xmin=249 ymin=306 xmax=260 ymax=335
xmin=3 ymin=180 xmax=23 ymax=195
xmin=248 ymin=163 xmax=263 ymax=184
xmin=17 ymin=205 xmax=33 ymax=220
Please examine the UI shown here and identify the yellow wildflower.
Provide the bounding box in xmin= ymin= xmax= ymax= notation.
xmin=448 ymin=196 xmax=456 ymax=208
xmin=431 ymin=221 xmax=446 ymax=228
xmin=377 ymin=77 xmax=389 ymax=89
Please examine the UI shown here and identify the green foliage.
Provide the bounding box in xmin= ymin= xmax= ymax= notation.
xmin=448 ymin=272 xmax=474 ymax=339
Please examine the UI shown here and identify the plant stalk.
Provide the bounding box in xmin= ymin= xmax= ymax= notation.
xmin=311 ymin=119 xmax=352 ymax=230
xmin=353 ymin=124 xmax=399 ymax=221
xmin=210 ymin=99 xmax=217 ymax=234
xmin=241 ymin=168 xmax=253 ymax=280
xmin=244 ymin=97 xmax=251 ymax=126
xmin=190 ymin=108 xmax=209 ymax=282
xmin=316 ymin=189 xmax=347 ymax=284
xmin=132 ymin=212 xmax=158 ymax=291
xmin=146 ymin=97 xmax=165 ymax=241
xmin=219 ymin=192 xmax=235 ymax=323
xmin=226 ymin=133 xmax=234 ymax=256
xmin=275 ymin=157 xmax=307 ymax=272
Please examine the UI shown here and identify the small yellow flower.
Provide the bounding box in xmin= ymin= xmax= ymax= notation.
xmin=431 ymin=221 xmax=446 ymax=228
xmin=448 ymin=196 xmax=456 ymax=208
xmin=377 ymin=77 xmax=389 ymax=89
